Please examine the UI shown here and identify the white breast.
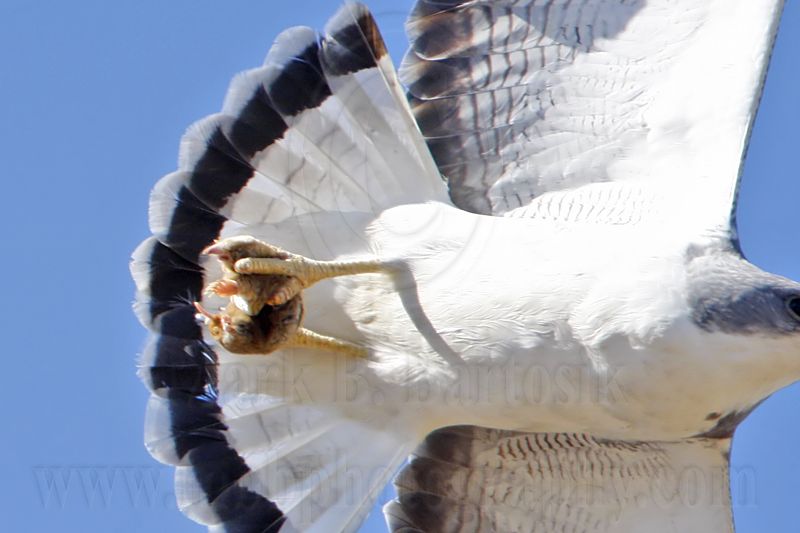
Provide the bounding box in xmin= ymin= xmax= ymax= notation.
xmin=284 ymin=204 xmax=709 ymax=436
xmin=243 ymin=202 xmax=773 ymax=441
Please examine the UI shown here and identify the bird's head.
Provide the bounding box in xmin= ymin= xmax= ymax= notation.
xmin=689 ymin=252 xmax=800 ymax=337
xmin=685 ymin=251 xmax=800 ymax=425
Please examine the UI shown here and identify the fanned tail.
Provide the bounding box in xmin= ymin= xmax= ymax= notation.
xmin=131 ymin=3 xmax=444 ymax=531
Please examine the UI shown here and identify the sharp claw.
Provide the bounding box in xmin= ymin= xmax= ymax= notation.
xmin=266 ymin=295 xmax=286 ymax=306
xmin=202 ymin=242 xmax=229 ymax=258
xmin=194 ymin=301 xmax=218 ymax=321
xmin=266 ymin=287 xmax=292 ymax=306
xmin=205 ymin=279 xmax=239 ymax=297
xmin=202 ymin=243 xmax=221 ymax=255
xmin=203 ymin=243 xmax=235 ymax=270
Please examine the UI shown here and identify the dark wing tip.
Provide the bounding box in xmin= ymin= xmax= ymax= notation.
xmin=322 ymin=2 xmax=388 ymax=76
xmin=384 ymin=494 xmax=446 ymax=533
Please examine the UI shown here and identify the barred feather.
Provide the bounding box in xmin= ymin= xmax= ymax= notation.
xmin=403 ymin=0 xmax=784 ymax=222
xmin=387 ymin=426 xmax=733 ymax=533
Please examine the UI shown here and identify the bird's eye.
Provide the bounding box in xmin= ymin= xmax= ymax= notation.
xmin=787 ymin=297 xmax=800 ymax=321
xmin=234 ymin=322 xmax=251 ymax=336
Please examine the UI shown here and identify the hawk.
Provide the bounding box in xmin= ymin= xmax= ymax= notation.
xmin=131 ymin=1 xmax=796 ymax=531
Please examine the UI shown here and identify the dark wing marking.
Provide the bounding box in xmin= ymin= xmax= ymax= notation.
xmin=387 ymin=426 xmax=734 ymax=532
xmin=403 ymin=0 xmax=786 ymax=227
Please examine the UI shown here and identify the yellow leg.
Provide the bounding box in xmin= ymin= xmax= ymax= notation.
xmin=287 ymin=328 xmax=368 ymax=358
xmin=201 ymin=236 xmax=377 ymax=358
xmin=234 ymin=256 xmax=386 ymax=288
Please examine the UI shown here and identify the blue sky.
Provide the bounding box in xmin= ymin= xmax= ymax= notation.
xmin=0 ymin=0 xmax=797 ymax=531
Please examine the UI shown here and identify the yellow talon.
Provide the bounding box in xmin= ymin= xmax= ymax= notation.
xmin=196 ymin=235 xmax=381 ymax=358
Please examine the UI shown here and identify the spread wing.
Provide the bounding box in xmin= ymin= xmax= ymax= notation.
xmin=386 ymin=426 xmax=734 ymax=533
xmin=402 ymin=0 xmax=786 ymax=231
